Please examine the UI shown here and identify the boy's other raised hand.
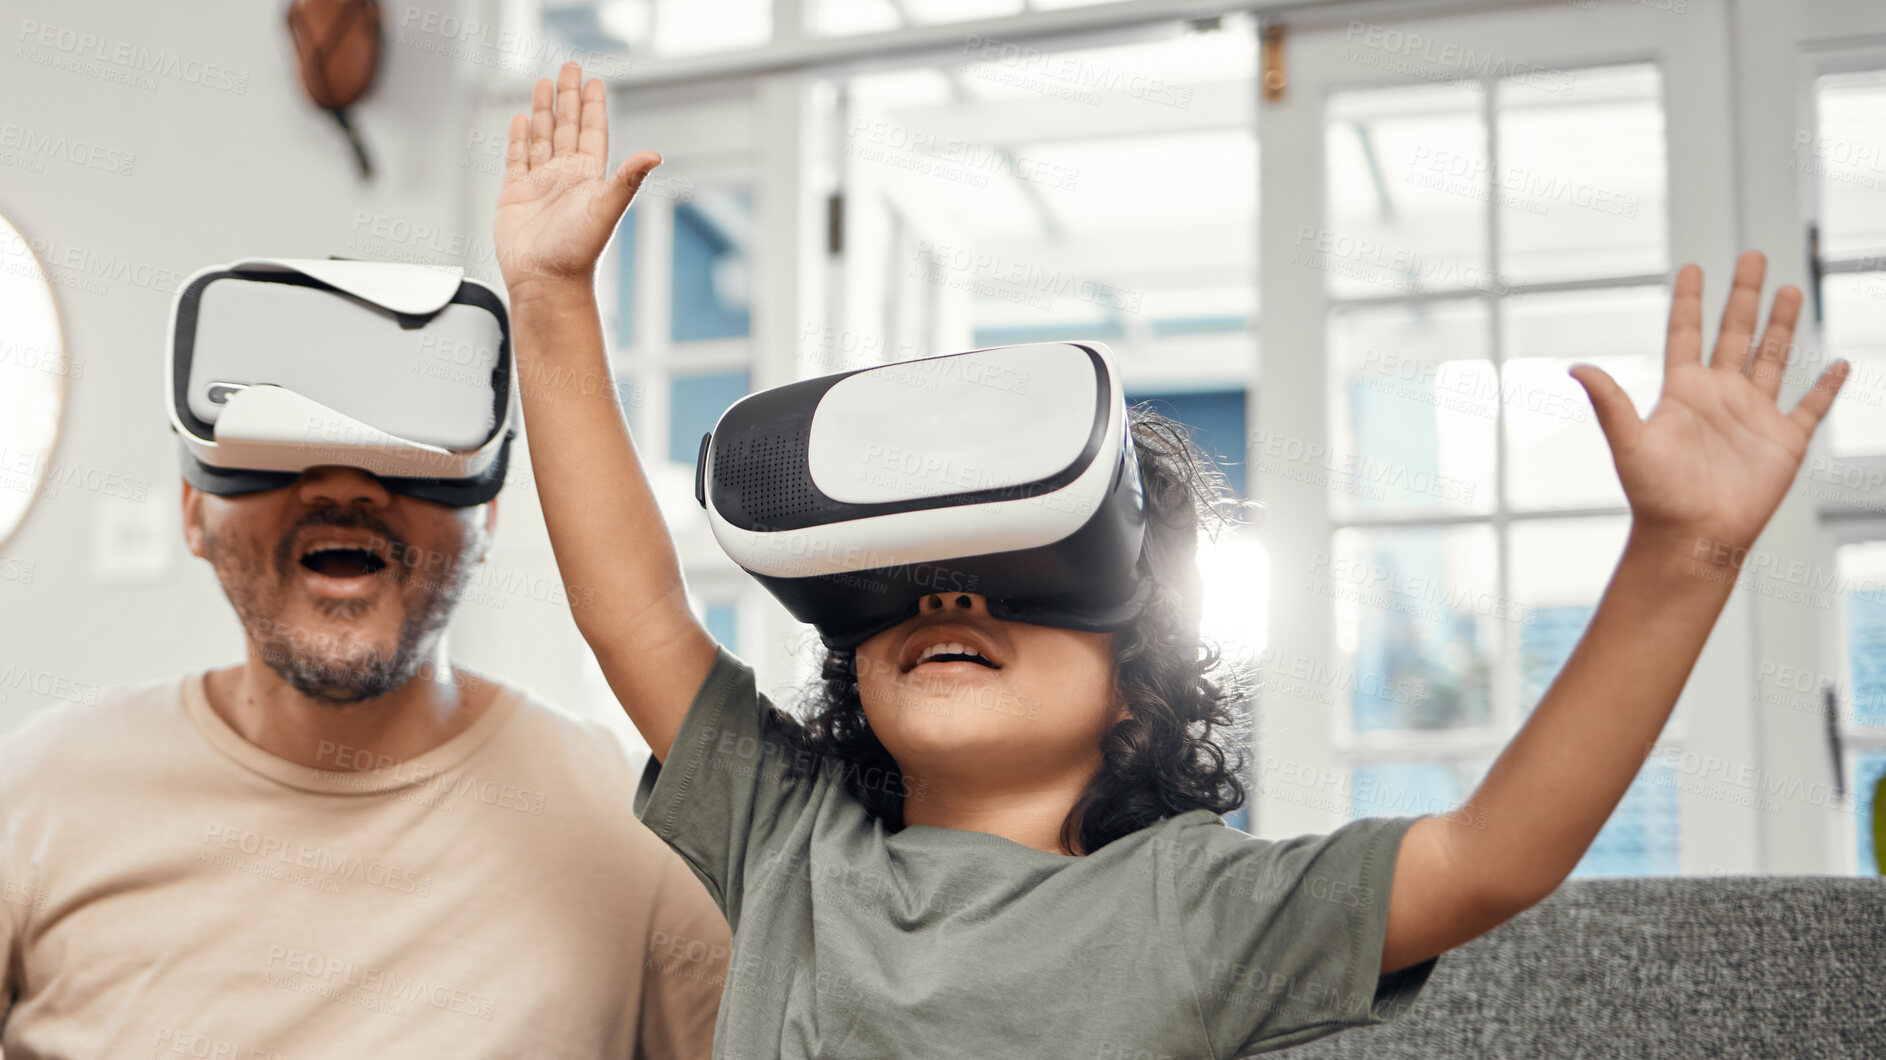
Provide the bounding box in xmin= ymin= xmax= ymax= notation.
xmin=495 ymin=61 xmax=661 ymax=300
xmin=1569 ymin=250 xmax=1850 ymax=557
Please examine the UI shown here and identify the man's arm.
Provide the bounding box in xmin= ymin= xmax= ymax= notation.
xmin=636 ymin=854 xmax=730 ymax=1060
xmin=1380 ymin=252 xmax=1851 ymax=973
xmin=493 ymin=61 xmax=717 ymax=761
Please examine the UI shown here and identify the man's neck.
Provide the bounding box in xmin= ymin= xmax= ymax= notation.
xmin=202 ymin=646 xmax=497 ymax=771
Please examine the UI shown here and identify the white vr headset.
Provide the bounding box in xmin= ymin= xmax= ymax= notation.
xmin=696 ymin=341 xmax=1150 ymax=649
xmin=167 ymin=258 xmax=515 ymax=507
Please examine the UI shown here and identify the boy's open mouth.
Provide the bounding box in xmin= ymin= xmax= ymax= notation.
xmin=912 ymin=642 xmax=1000 ymax=669
xmin=900 ymin=625 xmax=1006 ymax=673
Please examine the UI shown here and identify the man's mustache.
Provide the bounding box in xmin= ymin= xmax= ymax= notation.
xmin=272 ymin=507 xmax=411 ymax=585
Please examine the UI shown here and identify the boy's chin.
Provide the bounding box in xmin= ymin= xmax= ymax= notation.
xmin=870 ymin=702 xmax=1035 ymax=760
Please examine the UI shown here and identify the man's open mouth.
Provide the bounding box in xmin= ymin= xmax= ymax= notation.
xmin=297 ymin=544 xmax=389 ymax=579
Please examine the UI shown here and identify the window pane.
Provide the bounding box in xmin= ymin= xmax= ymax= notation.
xmin=1332 ymin=524 xmax=1500 ymax=733
xmin=1840 ymin=541 xmax=1886 ymax=729
xmin=1325 ymin=83 xmax=1489 ymax=299
xmin=1824 ymin=272 xmax=1886 ymax=457
xmin=1348 ymin=760 xmax=1483 ymax=820
xmin=1503 ymin=287 xmax=1664 ymax=510
xmin=704 ymin=602 xmax=740 ymax=653
xmin=1327 ymin=300 xmax=1494 ymax=517
xmin=1855 ymin=751 xmax=1886 ymax=874
xmin=1812 ymin=70 xmax=1886 ymax=260
xmin=672 ymin=190 xmax=753 ymax=343
xmin=1570 ymin=757 xmax=1681 ymax=877
xmin=1495 ymin=64 xmax=1667 ymax=283
xmin=1511 ymin=516 xmax=1630 ymax=713
xmin=544 ymin=0 xmax=769 ymax=59
xmin=669 ymin=372 xmax=749 ymax=463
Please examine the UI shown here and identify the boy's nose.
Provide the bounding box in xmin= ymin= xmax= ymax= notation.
xmin=917 ymin=592 xmax=987 ymax=615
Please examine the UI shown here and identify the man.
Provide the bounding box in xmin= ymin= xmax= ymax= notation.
xmin=0 ymin=399 xmax=730 ymax=1053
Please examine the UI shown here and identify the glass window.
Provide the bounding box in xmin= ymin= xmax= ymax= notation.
xmin=1326 ymin=82 xmax=1487 ymax=299
xmin=1327 ymin=299 xmax=1495 ymax=517
xmin=1495 ymin=65 xmax=1667 ymax=283
xmin=1841 ymin=542 xmax=1886 ymax=729
xmin=704 ymin=601 xmax=740 ymax=652
xmin=1823 ymin=272 xmax=1886 ymax=457
xmin=1349 ymin=760 xmax=1482 ymax=820
xmin=1322 ymin=62 xmax=1675 ymax=872
xmin=672 ymin=191 xmax=753 ymax=344
xmin=1503 ymin=287 xmax=1664 ymax=510
xmin=541 ymin=0 xmax=769 ymax=61
xmin=1510 ymin=516 xmax=1630 ymax=713
xmin=1571 ymin=757 xmax=1681 ymax=877
xmin=614 ymin=206 xmax=637 ymax=349
xmin=1812 ymin=70 xmax=1886 ymax=261
xmin=1332 ymin=524 xmax=1499 ymax=733
xmin=669 ymin=372 xmax=750 ymax=464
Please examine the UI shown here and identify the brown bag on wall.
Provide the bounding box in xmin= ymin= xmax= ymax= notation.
xmin=286 ymin=0 xmax=383 ymax=178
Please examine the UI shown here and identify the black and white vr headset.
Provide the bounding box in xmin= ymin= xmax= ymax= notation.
xmin=167 ymin=258 xmax=515 ymax=508
xmin=696 ymin=341 xmax=1148 ymax=649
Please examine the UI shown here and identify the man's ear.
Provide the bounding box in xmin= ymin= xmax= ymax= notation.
xmin=180 ymin=480 xmax=208 ymax=559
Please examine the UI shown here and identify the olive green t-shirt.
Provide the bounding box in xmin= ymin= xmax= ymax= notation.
xmin=633 ymin=647 xmax=1435 ymax=1058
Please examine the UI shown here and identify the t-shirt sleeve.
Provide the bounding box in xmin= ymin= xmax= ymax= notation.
xmin=1170 ymin=814 xmax=1436 ymax=1055
xmin=631 ymin=646 xmax=818 ymax=929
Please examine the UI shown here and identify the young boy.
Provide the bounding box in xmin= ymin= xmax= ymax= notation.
xmin=492 ymin=62 xmax=1850 ymax=1057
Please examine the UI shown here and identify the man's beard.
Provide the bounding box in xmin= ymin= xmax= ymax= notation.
xmin=207 ymin=507 xmax=479 ymax=705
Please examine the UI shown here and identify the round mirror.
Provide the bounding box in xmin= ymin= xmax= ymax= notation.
xmin=0 ymin=214 xmax=67 ymax=551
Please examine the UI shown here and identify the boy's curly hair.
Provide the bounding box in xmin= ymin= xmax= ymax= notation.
xmin=765 ymin=406 xmax=1251 ymax=854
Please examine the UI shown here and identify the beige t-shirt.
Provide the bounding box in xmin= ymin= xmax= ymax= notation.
xmin=0 ymin=672 xmax=730 ymax=1059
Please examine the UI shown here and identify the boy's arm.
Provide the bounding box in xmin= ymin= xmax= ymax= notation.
xmin=1380 ymin=251 xmax=1850 ymax=973
xmin=494 ymin=61 xmax=717 ymax=761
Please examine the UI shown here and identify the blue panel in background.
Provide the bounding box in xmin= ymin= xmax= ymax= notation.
xmin=669 ymin=372 xmax=750 ymax=465
xmin=1856 ymin=752 xmax=1886 ymax=876
xmin=1123 ymin=389 xmax=1247 ymax=497
xmin=1847 ymin=588 xmax=1886 ymax=727
xmin=672 ymin=194 xmax=752 ymax=343
xmin=704 ymin=602 xmax=740 ymax=654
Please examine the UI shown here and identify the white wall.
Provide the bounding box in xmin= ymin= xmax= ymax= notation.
xmin=0 ymin=0 xmax=607 ymax=734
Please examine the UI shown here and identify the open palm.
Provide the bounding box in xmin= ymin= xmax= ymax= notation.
xmin=1571 ymin=251 xmax=1849 ymax=553
xmin=494 ymin=61 xmax=661 ymax=296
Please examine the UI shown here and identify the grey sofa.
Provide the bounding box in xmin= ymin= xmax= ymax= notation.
xmin=1281 ymin=877 xmax=1886 ymax=1058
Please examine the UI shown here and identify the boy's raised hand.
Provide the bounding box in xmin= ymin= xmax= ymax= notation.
xmin=1570 ymin=250 xmax=1849 ymax=554
xmin=495 ymin=61 xmax=661 ymax=298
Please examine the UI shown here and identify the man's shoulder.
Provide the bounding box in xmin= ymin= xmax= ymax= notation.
xmin=484 ymin=680 xmax=652 ymax=783
xmin=0 ymin=675 xmax=195 ymax=787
